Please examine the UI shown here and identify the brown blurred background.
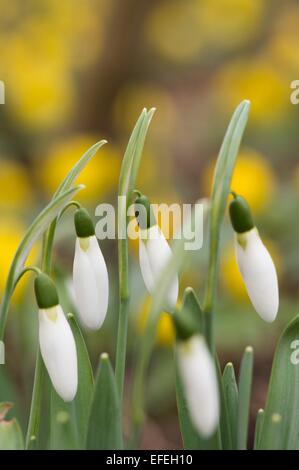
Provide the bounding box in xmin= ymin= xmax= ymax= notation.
xmin=1 ymin=0 xmax=299 ymax=449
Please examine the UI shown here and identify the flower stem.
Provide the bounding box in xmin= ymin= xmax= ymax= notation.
xmin=203 ymin=231 xmax=218 ymax=351
xmin=128 ymin=306 xmax=160 ymax=448
xmin=25 ymin=349 xmax=45 ymax=449
xmin=115 ymin=236 xmax=129 ymax=404
xmin=25 ymin=221 xmax=56 ymax=449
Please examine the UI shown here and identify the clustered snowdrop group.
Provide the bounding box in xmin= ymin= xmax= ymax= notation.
xmin=34 ymin=188 xmax=279 ymax=440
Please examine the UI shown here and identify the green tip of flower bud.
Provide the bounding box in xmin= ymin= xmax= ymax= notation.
xmin=173 ymin=310 xmax=199 ymax=341
xmin=74 ymin=208 xmax=95 ymax=238
xmin=34 ymin=273 xmax=59 ymax=309
xmin=173 ymin=288 xmax=203 ymax=341
xmin=229 ymin=193 xmax=254 ymax=233
xmin=134 ymin=193 xmax=156 ymax=230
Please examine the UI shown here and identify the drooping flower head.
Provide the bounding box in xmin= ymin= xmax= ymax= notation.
xmin=34 ymin=273 xmax=78 ymax=402
xmin=229 ymin=193 xmax=279 ymax=322
xmin=174 ymin=289 xmax=219 ymax=437
xmin=134 ymin=193 xmax=179 ymax=313
xmin=73 ymin=208 xmax=109 ymax=330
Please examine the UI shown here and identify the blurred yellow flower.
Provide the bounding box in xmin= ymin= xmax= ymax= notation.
xmin=137 ymin=297 xmax=175 ymax=347
xmin=113 ymin=83 xmax=179 ymax=141
xmin=7 ymin=51 xmax=73 ymax=130
xmin=200 ymin=0 xmax=265 ymax=51
xmin=146 ymin=0 xmax=265 ymax=62
xmin=0 ymin=217 xmax=38 ymax=302
xmin=0 ymin=0 xmax=106 ymax=131
xmin=38 ymin=135 xmax=120 ymax=203
xmin=216 ymin=59 xmax=288 ymax=126
xmin=221 ymin=239 xmax=282 ymax=303
xmin=266 ymin=5 xmax=299 ymax=76
xmin=0 ymin=158 xmax=33 ymax=209
xmin=146 ymin=0 xmax=202 ymax=64
xmin=203 ymin=149 xmax=276 ymax=213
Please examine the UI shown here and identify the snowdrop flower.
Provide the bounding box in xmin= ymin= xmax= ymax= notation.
xmin=73 ymin=208 xmax=109 ymax=330
xmin=134 ymin=193 xmax=179 ymax=312
xmin=177 ymin=335 xmax=219 ymax=437
xmin=229 ymin=193 xmax=279 ymax=322
xmin=34 ymin=273 xmax=78 ymax=402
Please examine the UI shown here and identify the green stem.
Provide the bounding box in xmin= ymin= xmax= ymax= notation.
xmin=25 ymin=350 xmax=45 ymax=449
xmin=57 ymin=200 xmax=81 ymax=221
xmin=25 ymin=220 xmax=57 ymax=448
xmin=115 ymin=236 xmax=129 ymax=404
xmin=203 ymin=229 xmax=219 ymax=351
xmin=128 ymin=307 xmax=160 ymax=449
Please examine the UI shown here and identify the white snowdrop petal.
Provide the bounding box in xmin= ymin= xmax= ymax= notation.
xmin=86 ymin=236 xmax=109 ymax=324
xmin=177 ymin=335 xmax=219 ymax=437
xmin=39 ymin=305 xmax=78 ymax=402
xmin=139 ymin=225 xmax=179 ymax=312
xmin=235 ymin=228 xmax=279 ymax=322
xmin=73 ymin=238 xmax=103 ymax=330
xmin=139 ymin=237 xmax=155 ymax=293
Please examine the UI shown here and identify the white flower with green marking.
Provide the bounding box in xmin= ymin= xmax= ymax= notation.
xmin=229 ymin=193 xmax=279 ymax=323
xmin=73 ymin=208 xmax=109 ymax=330
xmin=135 ymin=194 xmax=179 ymax=312
xmin=35 ymin=273 xmax=78 ymax=402
xmin=177 ymin=335 xmax=219 ymax=438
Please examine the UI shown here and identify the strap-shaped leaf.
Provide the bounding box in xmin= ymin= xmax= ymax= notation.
xmin=50 ymin=314 xmax=94 ymax=450
xmin=0 ymin=403 xmax=24 ymax=450
xmin=0 ymin=185 xmax=84 ymax=339
xmin=237 ymin=346 xmax=253 ymax=450
xmin=204 ymin=100 xmax=250 ymax=345
xmin=222 ymin=362 xmax=238 ymax=449
xmin=54 ymin=140 xmax=107 ymax=197
xmin=118 ymin=108 xmax=155 ymax=201
xmin=210 ymin=100 xmax=250 ymax=225
xmin=86 ymin=354 xmax=122 ymax=450
xmin=253 ymin=408 xmax=264 ymax=450
xmin=258 ymin=314 xmax=299 ymax=450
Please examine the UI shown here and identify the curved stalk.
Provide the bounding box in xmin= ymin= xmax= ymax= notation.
xmin=25 ymin=223 xmax=57 ymax=449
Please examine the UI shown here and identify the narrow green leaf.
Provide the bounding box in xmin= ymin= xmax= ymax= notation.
xmin=127 ymin=108 xmax=155 ymax=201
xmin=86 ymin=354 xmax=122 ymax=450
xmin=214 ymin=358 xmax=230 ymax=450
xmin=118 ymin=109 xmax=147 ymax=197
xmin=258 ymin=314 xmax=299 ymax=450
xmin=204 ymin=100 xmax=250 ymax=346
xmin=253 ymin=408 xmax=264 ymax=450
xmin=50 ymin=314 xmax=94 ymax=450
xmin=237 ymin=346 xmax=253 ymax=450
xmin=175 ymin=366 xmax=221 ymax=450
xmin=261 ymin=413 xmax=282 ymax=450
xmin=0 ymin=403 xmax=24 ymax=450
xmin=118 ymin=108 xmax=155 ymax=201
xmin=54 ymin=140 xmax=107 ymax=197
xmin=0 ymin=185 xmax=84 ymax=340
xmin=179 ymin=287 xmax=203 ymax=333
xmin=13 ymin=186 xmax=84 ymax=282
xmin=210 ymin=100 xmax=250 ymax=218
xmin=222 ymin=362 xmax=238 ymax=449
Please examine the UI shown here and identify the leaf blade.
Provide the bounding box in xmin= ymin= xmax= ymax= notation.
xmin=237 ymin=346 xmax=253 ymax=450
xmin=222 ymin=362 xmax=238 ymax=449
xmin=258 ymin=315 xmax=299 ymax=450
xmin=86 ymin=354 xmax=122 ymax=450
xmin=54 ymin=140 xmax=107 ymax=197
xmin=0 ymin=403 xmax=24 ymax=450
